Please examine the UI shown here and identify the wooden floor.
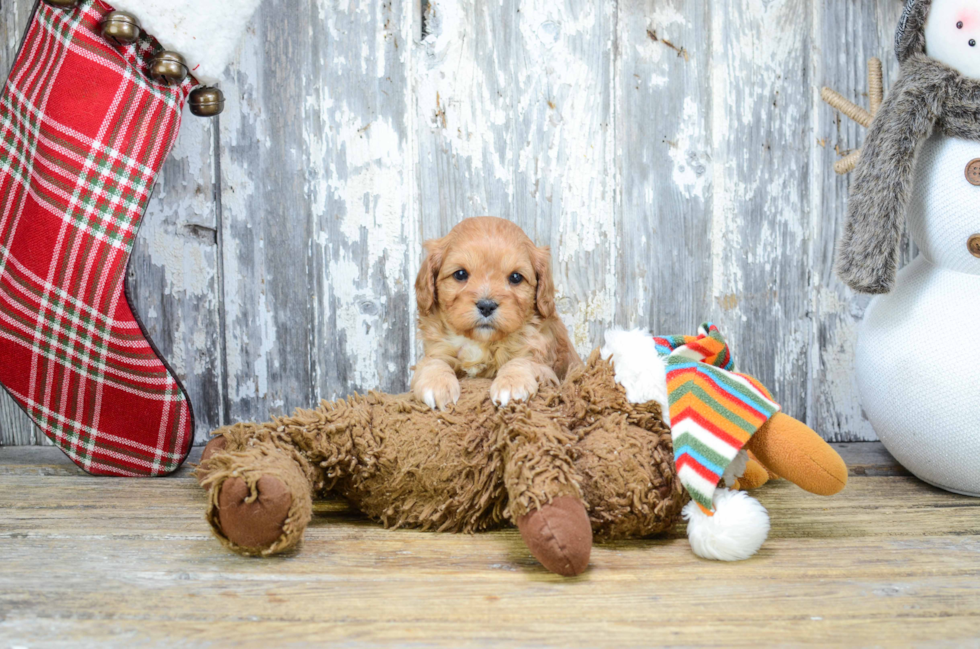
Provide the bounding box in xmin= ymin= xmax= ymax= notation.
xmin=1 ymin=444 xmax=979 ymax=648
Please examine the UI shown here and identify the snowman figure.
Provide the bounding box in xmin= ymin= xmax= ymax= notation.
xmin=835 ymin=0 xmax=980 ymax=495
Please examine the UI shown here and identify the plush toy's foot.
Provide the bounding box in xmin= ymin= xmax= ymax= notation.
xmin=215 ymin=476 xmax=293 ymax=552
xmin=747 ymin=413 xmax=847 ymax=496
xmin=202 ymin=444 xmax=314 ymax=556
xmin=516 ymin=496 xmax=592 ymax=577
xmin=196 ymin=435 xmax=227 ymax=487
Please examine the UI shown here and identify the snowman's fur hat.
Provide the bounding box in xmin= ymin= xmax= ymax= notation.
xmin=896 ymin=0 xmax=933 ymax=62
xmin=836 ymin=0 xmax=980 ymax=294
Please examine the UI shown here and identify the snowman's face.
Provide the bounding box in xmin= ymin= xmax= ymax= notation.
xmin=925 ymin=0 xmax=980 ymax=79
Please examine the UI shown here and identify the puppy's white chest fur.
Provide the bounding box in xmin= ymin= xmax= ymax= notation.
xmin=446 ymin=335 xmax=491 ymax=377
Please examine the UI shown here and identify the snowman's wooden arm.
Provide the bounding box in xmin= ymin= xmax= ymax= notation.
xmin=821 ymin=58 xmax=884 ymax=174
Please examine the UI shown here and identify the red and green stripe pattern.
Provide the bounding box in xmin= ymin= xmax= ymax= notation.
xmin=654 ymin=324 xmax=779 ymax=514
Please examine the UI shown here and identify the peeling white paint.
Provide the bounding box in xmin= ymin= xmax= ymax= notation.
xmin=668 ymin=97 xmax=709 ymax=200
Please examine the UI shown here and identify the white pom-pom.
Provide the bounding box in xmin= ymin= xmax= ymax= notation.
xmin=682 ymin=488 xmax=770 ymax=561
xmin=600 ymin=328 xmax=670 ymax=424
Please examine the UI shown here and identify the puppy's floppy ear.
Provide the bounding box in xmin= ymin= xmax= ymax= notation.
xmin=532 ymin=245 xmax=556 ymax=318
xmin=415 ymin=237 xmax=446 ymax=316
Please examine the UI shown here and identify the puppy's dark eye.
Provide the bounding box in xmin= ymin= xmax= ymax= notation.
xmin=453 ymin=269 xmax=469 ymax=281
xmin=508 ymin=272 xmax=524 ymax=285
xmin=958 ymin=21 xmax=964 ymax=29
xmin=971 ymin=39 xmax=977 ymax=47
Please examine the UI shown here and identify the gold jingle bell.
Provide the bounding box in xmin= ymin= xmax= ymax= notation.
xmin=149 ymin=51 xmax=188 ymax=86
xmin=189 ymin=87 xmax=225 ymax=117
xmin=100 ymin=11 xmax=141 ymax=45
xmin=41 ymin=0 xmax=79 ymax=7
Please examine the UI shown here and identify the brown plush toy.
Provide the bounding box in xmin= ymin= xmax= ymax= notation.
xmin=197 ymin=339 xmax=847 ymax=577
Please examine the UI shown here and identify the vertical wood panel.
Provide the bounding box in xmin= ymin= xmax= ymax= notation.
xmin=513 ymin=0 xmax=618 ymax=352
xmin=616 ymin=0 xmax=713 ymax=334
xmin=417 ymin=0 xmax=617 ymax=355
xmin=808 ymin=0 xmax=906 ymax=441
xmin=709 ymin=0 xmax=812 ymax=421
xmin=218 ymin=0 xmax=317 ymax=423
xmin=1 ymin=0 xmax=42 ymax=445
xmin=416 ymin=0 xmax=517 ymax=240
xmin=306 ymin=0 xmax=419 ymax=398
xmin=128 ymin=120 xmax=223 ymax=444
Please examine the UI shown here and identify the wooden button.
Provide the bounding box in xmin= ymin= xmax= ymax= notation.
xmin=969 ymin=234 xmax=980 ymax=258
xmin=966 ymin=159 xmax=980 ymax=186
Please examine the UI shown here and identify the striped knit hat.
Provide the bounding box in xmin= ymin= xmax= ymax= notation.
xmin=655 ymin=323 xmax=781 ymax=514
xmin=602 ymin=324 xmax=782 ymax=560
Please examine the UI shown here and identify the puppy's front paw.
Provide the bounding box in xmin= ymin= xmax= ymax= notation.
xmin=413 ymin=372 xmax=461 ymax=410
xmin=490 ymin=370 xmax=539 ymax=407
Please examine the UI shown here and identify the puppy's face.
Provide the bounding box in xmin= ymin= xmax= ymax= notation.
xmin=416 ymin=218 xmax=555 ymax=343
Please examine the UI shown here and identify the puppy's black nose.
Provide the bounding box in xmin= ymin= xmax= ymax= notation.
xmin=476 ymin=299 xmax=498 ymax=317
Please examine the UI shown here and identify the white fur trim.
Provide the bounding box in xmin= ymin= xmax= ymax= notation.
xmin=600 ymin=328 xmax=670 ymax=425
xmin=721 ymin=449 xmax=749 ymax=487
xmin=682 ymin=489 xmax=770 ymax=561
xmin=110 ymin=0 xmax=262 ymax=85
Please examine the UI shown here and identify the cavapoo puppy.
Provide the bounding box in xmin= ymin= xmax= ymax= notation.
xmin=412 ymin=217 xmax=581 ymax=410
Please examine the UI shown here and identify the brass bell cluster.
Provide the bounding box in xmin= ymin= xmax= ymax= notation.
xmin=42 ymin=1 xmax=223 ymax=117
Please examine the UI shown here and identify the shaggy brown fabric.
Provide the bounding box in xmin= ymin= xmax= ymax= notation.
xmin=199 ymin=349 xmax=687 ymax=563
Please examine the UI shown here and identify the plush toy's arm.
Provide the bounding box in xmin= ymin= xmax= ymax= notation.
xmin=835 ymin=60 xmax=941 ymax=294
xmin=109 ymin=0 xmax=262 ymax=84
xmin=745 ymin=413 xmax=847 ymax=496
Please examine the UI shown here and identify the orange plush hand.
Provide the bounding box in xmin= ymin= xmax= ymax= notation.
xmin=731 ymin=451 xmax=777 ymax=491
xmin=742 ymin=413 xmax=847 ymax=496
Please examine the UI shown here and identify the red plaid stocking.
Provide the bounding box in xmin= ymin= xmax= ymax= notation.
xmin=0 ymin=1 xmax=195 ymax=476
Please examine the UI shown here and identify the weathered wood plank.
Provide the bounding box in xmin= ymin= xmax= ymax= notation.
xmin=708 ymin=0 xmax=813 ymax=426
xmin=511 ymin=0 xmax=618 ymax=351
xmin=616 ymin=0 xmax=713 ymax=334
xmin=305 ymin=0 xmax=419 ymax=399
xmin=128 ymin=119 xmax=224 ymax=445
xmin=416 ymin=0 xmax=519 ymax=239
xmin=3 ymin=0 xmax=915 ymax=448
xmin=217 ymin=0 xmax=320 ymax=423
xmin=2 ymin=453 xmax=979 ymax=647
xmin=417 ymin=0 xmax=618 ymax=355
xmin=0 ymin=0 xmax=41 ymax=445
xmin=0 ymin=0 xmax=33 ymax=76
xmin=808 ymin=0 xmax=908 ymax=441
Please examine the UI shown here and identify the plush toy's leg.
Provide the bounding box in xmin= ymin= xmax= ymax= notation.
xmin=559 ymin=348 xmax=685 ymax=541
xmin=576 ymin=421 xmax=686 ymax=541
xmin=746 ymin=413 xmax=847 ymax=496
xmin=200 ymin=433 xmax=316 ymax=556
xmin=501 ymin=405 xmax=592 ymax=577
